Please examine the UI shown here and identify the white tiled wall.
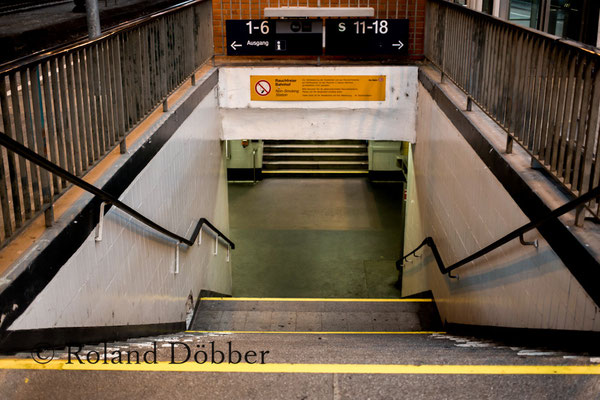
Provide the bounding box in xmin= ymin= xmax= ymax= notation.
xmin=403 ymin=83 xmax=600 ymax=331
xmin=10 ymin=86 xmax=231 ymax=330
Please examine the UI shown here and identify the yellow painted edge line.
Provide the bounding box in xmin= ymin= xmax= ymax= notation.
xmin=1 ymin=359 xmax=600 ymax=374
xmin=185 ymin=331 xmax=445 ymax=335
xmin=200 ymin=297 xmax=432 ymax=302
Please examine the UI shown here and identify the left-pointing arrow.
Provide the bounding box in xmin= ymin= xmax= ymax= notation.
xmin=230 ymin=41 xmax=242 ymax=50
xmin=392 ymin=40 xmax=404 ymax=50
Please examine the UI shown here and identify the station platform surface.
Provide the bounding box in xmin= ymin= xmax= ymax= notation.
xmin=0 ymin=0 xmax=180 ymax=64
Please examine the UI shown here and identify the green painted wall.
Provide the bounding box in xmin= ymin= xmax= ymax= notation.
xmin=226 ymin=140 xmax=263 ymax=169
xmin=368 ymin=141 xmax=407 ymax=171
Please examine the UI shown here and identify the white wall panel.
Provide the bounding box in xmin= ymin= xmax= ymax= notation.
xmin=403 ymin=83 xmax=600 ymax=331
xmin=11 ymin=87 xmax=231 ymax=330
xmin=218 ymin=66 xmax=417 ymax=142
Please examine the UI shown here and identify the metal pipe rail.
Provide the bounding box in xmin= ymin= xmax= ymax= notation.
xmin=425 ymin=0 xmax=600 ymax=226
xmin=0 ymin=131 xmax=235 ymax=249
xmin=0 ymin=0 xmax=213 ymax=247
xmin=399 ymin=185 xmax=600 ymax=279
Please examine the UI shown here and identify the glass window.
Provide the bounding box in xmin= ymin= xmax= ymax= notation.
xmin=509 ymin=0 xmax=541 ymax=29
xmin=548 ymin=0 xmax=582 ymax=40
xmin=482 ymin=0 xmax=494 ymax=15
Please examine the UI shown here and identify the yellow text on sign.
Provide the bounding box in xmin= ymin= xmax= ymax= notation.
xmin=250 ymin=75 xmax=386 ymax=101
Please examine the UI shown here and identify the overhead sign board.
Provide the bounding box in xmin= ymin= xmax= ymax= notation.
xmin=325 ymin=19 xmax=409 ymax=55
xmin=226 ymin=19 xmax=323 ymax=56
xmin=250 ymin=75 xmax=386 ymax=101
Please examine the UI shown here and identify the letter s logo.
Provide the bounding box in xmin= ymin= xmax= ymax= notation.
xmin=338 ymin=22 xmax=346 ymax=32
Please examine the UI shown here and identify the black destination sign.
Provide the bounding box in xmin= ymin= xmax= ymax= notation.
xmin=226 ymin=19 xmax=323 ymax=56
xmin=325 ymin=19 xmax=409 ymax=56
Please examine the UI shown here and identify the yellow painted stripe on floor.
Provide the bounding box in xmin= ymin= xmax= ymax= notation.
xmin=201 ymin=297 xmax=432 ymax=302
xmin=185 ymin=330 xmax=445 ymax=335
xmin=1 ymin=359 xmax=599 ymax=375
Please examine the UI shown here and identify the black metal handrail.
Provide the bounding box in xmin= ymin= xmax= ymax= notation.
xmin=399 ymin=185 xmax=600 ymax=279
xmin=0 ymin=131 xmax=235 ymax=249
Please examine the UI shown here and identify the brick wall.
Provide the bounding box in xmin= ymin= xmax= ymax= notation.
xmin=212 ymin=0 xmax=426 ymax=59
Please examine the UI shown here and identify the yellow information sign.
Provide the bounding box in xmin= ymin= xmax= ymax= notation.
xmin=250 ymin=75 xmax=386 ymax=101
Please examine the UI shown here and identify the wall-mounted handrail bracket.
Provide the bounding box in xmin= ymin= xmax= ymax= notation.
xmin=95 ymin=201 xmax=108 ymax=242
xmin=519 ymin=234 xmax=538 ymax=248
xmin=174 ymin=242 xmax=181 ymax=274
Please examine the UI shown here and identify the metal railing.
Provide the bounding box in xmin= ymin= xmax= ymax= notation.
xmin=0 ymin=0 xmax=213 ymax=247
xmin=0 ymin=130 xmax=235 ymax=251
xmin=425 ymin=0 xmax=600 ymax=225
xmin=400 ymin=184 xmax=600 ymax=279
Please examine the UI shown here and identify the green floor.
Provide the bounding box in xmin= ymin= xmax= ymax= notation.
xmin=228 ymin=178 xmax=405 ymax=298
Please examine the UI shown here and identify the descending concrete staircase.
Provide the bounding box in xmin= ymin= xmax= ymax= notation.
xmin=190 ymin=298 xmax=442 ymax=332
xmin=3 ymin=298 xmax=597 ymax=399
xmin=262 ymin=140 xmax=369 ymax=178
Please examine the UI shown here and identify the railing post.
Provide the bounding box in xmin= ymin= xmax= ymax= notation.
xmin=575 ymin=205 xmax=586 ymax=227
xmin=506 ymin=135 xmax=513 ymax=154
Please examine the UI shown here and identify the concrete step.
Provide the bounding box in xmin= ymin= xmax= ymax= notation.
xmin=262 ymin=152 xmax=368 ymax=161
xmin=265 ymin=140 xmax=367 ymax=145
xmin=2 ymin=299 xmax=595 ymax=399
xmin=263 ymin=144 xmax=367 ymax=154
xmin=263 ymin=161 xmax=368 ymax=171
xmin=262 ymin=170 xmax=369 ymax=178
xmin=190 ymin=298 xmax=442 ymax=332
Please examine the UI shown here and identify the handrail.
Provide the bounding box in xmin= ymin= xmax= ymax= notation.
xmin=0 ymin=0 xmax=213 ymax=247
xmin=428 ymin=0 xmax=600 ymax=57
xmin=0 ymin=131 xmax=235 ymax=249
xmin=0 ymin=0 xmax=206 ymax=74
xmin=425 ymin=0 xmax=600 ymax=226
xmin=399 ymin=185 xmax=600 ymax=279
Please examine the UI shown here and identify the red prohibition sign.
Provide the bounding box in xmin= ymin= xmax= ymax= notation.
xmin=255 ymin=80 xmax=271 ymax=96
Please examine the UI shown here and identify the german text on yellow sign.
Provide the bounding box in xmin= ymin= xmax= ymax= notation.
xmin=250 ymin=75 xmax=386 ymax=101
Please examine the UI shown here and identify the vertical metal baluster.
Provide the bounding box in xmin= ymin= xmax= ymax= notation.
xmin=0 ymin=76 xmax=23 ymax=228
xmin=30 ymin=66 xmax=53 ymax=226
xmin=531 ymin=40 xmax=549 ymax=153
xmin=557 ymin=55 xmax=577 ymax=180
xmin=160 ymin=19 xmax=168 ymax=108
xmin=548 ymin=49 xmax=569 ymax=170
xmin=575 ymin=62 xmax=600 ymax=218
xmin=72 ymin=51 xmax=90 ymax=168
xmin=538 ymin=46 xmax=559 ymax=162
xmin=40 ymin=61 xmax=60 ymax=191
xmin=564 ymin=59 xmax=586 ymax=186
xmin=57 ymin=55 xmax=77 ymax=176
xmin=0 ymin=126 xmax=13 ymax=238
xmin=9 ymin=73 xmax=33 ymax=219
xmin=112 ymin=36 xmax=126 ymax=153
xmin=50 ymin=58 xmax=70 ymax=186
xmin=21 ymin=68 xmax=42 ymax=211
xmin=85 ymin=46 xmax=101 ymax=160
xmin=76 ymin=49 xmax=96 ymax=166
xmin=65 ymin=53 xmax=82 ymax=177
xmin=571 ymin=61 xmax=594 ymax=193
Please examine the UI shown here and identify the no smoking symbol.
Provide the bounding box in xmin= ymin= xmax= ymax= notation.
xmin=255 ymin=80 xmax=271 ymax=96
